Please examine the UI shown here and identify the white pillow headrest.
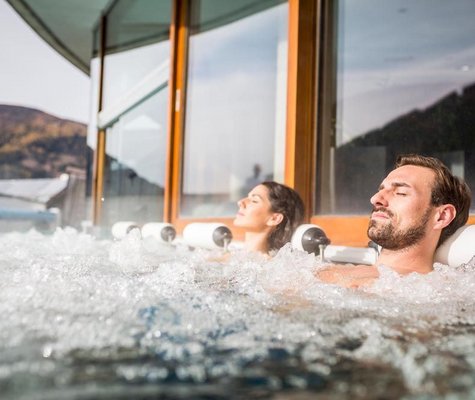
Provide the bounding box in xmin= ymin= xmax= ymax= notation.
xmin=434 ymin=225 xmax=475 ymax=267
xmin=111 ymin=221 xmax=140 ymax=239
xmin=291 ymin=224 xmax=330 ymax=255
xmin=141 ymin=222 xmax=176 ymax=243
xmin=182 ymin=222 xmax=233 ymax=249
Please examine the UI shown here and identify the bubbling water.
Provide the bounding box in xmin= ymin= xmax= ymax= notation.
xmin=1 ymin=228 xmax=475 ymax=399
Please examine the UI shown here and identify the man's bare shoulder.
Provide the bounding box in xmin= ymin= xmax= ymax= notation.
xmin=316 ymin=264 xmax=379 ymax=288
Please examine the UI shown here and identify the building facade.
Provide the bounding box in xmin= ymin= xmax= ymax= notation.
xmin=9 ymin=0 xmax=475 ymax=245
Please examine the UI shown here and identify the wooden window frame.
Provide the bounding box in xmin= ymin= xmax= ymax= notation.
xmin=94 ymin=0 xmax=474 ymax=244
xmin=309 ymin=0 xmax=475 ymax=246
xmin=92 ymin=15 xmax=107 ymax=225
xmin=166 ymin=0 xmax=316 ymax=241
xmin=164 ymin=0 xmax=245 ymax=237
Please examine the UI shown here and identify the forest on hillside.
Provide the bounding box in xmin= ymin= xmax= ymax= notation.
xmin=0 ymin=104 xmax=90 ymax=179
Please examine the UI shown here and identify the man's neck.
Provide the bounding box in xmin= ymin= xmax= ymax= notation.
xmin=376 ymin=244 xmax=435 ymax=275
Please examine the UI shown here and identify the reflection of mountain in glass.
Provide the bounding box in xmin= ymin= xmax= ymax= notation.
xmin=335 ymin=82 xmax=475 ymax=213
xmin=103 ymin=152 xmax=164 ymax=197
xmin=98 ymin=152 xmax=165 ymax=226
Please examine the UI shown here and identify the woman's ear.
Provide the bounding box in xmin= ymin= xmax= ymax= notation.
xmin=434 ymin=204 xmax=456 ymax=230
xmin=266 ymin=213 xmax=284 ymax=227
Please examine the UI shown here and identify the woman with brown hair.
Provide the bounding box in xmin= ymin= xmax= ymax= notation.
xmin=234 ymin=181 xmax=305 ymax=254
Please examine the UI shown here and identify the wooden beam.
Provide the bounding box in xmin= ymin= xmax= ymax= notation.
xmin=165 ymin=0 xmax=189 ymax=224
xmin=92 ymin=15 xmax=107 ymax=224
xmin=285 ymin=0 xmax=319 ymax=220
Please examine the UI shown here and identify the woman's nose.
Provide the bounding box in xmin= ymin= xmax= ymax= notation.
xmin=237 ymin=198 xmax=246 ymax=208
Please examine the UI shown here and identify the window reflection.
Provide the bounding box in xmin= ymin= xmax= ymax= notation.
xmin=97 ymin=0 xmax=171 ymax=227
xmin=181 ymin=0 xmax=288 ymax=217
xmin=86 ymin=57 xmax=100 ymax=206
xmin=101 ymin=89 xmax=168 ymax=226
xmin=319 ymin=0 xmax=475 ymax=214
xmin=102 ymin=0 xmax=171 ymax=109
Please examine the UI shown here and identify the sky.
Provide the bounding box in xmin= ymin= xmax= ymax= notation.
xmin=0 ymin=0 xmax=90 ymax=123
xmin=336 ymin=0 xmax=475 ymax=143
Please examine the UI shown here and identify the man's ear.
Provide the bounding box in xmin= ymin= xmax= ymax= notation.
xmin=266 ymin=213 xmax=284 ymax=227
xmin=434 ymin=204 xmax=456 ymax=230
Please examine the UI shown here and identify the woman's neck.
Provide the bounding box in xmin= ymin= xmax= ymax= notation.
xmin=244 ymin=231 xmax=270 ymax=254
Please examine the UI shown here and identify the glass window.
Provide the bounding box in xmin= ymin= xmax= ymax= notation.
xmin=318 ymin=0 xmax=475 ymax=214
xmin=180 ymin=0 xmax=288 ymax=217
xmin=96 ymin=0 xmax=171 ymax=227
xmin=102 ymin=0 xmax=171 ymax=109
xmin=85 ymin=57 xmax=101 ymax=216
xmin=101 ymin=89 xmax=168 ymax=226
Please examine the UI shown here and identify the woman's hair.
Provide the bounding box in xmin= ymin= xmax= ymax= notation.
xmin=260 ymin=181 xmax=305 ymax=251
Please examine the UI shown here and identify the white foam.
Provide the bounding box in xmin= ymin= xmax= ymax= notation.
xmin=1 ymin=229 xmax=475 ymax=397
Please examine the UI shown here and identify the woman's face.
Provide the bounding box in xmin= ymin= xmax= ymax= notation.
xmin=234 ymin=184 xmax=280 ymax=231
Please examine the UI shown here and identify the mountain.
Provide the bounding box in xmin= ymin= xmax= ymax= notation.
xmin=333 ymin=81 xmax=475 ymax=213
xmin=0 ymin=104 xmax=90 ymax=179
xmin=347 ymin=82 xmax=475 ymax=167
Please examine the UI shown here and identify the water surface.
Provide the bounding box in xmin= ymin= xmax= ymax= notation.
xmin=1 ymin=228 xmax=475 ymax=399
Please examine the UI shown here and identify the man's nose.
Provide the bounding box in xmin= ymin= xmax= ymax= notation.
xmin=370 ymin=190 xmax=388 ymax=207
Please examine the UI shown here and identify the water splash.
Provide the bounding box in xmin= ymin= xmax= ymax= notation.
xmin=1 ymin=229 xmax=475 ymax=399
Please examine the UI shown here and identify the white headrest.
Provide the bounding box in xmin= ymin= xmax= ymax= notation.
xmin=111 ymin=221 xmax=140 ymax=239
xmin=434 ymin=225 xmax=475 ymax=267
xmin=141 ymin=222 xmax=176 ymax=243
xmin=291 ymin=224 xmax=330 ymax=255
xmin=182 ymin=223 xmax=233 ymax=249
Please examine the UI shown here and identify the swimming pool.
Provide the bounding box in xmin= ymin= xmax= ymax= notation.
xmin=1 ymin=228 xmax=475 ymax=399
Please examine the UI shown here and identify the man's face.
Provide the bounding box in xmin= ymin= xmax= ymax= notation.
xmin=367 ymin=165 xmax=436 ymax=250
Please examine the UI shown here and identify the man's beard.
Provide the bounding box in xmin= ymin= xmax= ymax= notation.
xmin=367 ymin=207 xmax=432 ymax=250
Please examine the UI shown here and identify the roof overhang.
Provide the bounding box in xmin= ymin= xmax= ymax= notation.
xmin=6 ymin=0 xmax=286 ymax=76
xmin=6 ymin=0 xmax=112 ymax=75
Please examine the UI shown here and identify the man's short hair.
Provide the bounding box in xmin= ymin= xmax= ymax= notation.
xmin=395 ymin=154 xmax=472 ymax=247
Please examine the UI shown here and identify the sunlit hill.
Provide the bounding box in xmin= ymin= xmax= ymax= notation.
xmin=0 ymin=104 xmax=89 ymax=179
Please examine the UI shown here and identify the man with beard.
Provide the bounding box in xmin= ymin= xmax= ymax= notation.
xmin=318 ymin=154 xmax=472 ymax=288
